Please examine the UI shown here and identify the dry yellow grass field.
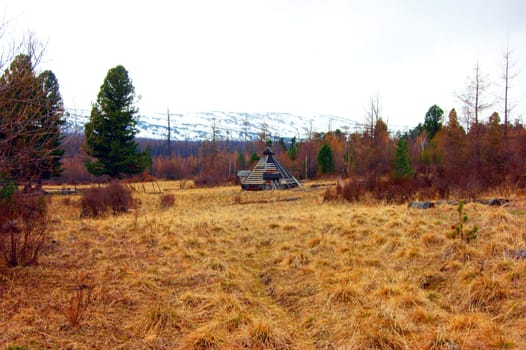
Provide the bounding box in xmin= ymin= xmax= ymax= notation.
xmin=1 ymin=181 xmax=525 ymax=349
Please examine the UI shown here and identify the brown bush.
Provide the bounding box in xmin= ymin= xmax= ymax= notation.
xmin=194 ymin=173 xmax=228 ymax=187
xmin=80 ymin=181 xmax=135 ymax=217
xmin=322 ymin=187 xmax=338 ymax=202
xmin=0 ymin=193 xmax=49 ymax=267
xmin=340 ymin=179 xmax=365 ymax=202
xmin=374 ymin=180 xmax=418 ymax=204
xmin=61 ymin=196 xmax=75 ymax=206
xmin=323 ymin=178 xmax=364 ymax=203
xmin=122 ymin=171 xmax=155 ymax=183
xmin=159 ymin=193 xmax=175 ymax=208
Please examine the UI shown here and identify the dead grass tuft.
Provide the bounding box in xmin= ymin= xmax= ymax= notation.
xmin=245 ymin=319 xmax=291 ymax=349
xmin=287 ymin=252 xmax=310 ymax=267
xmin=441 ymin=241 xmax=478 ymax=262
xmin=329 ymin=284 xmax=362 ymax=305
xmin=183 ymin=323 xmax=224 ymax=349
xmin=134 ymin=304 xmax=183 ymax=336
xmin=465 ymin=275 xmax=509 ymax=313
xmin=418 ymin=273 xmax=447 ymax=291
xmin=421 ymin=233 xmax=445 ymax=247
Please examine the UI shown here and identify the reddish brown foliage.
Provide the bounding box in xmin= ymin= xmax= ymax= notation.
xmin=159 ymin=193 xmax=175 ymax=208
xmin=323 ymin=178 xmax=365 ymax=203
xmin=80 ymin=181 xmax=135 ymax=217
xmin=0 ymin=193 xmax=49 ymax=267
xmin=56 ymin=112 xmax=526 ymax=200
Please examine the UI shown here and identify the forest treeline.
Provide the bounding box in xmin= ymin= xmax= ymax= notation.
xmin=59 ymin=104 xmax=526 ymax=199
xmin=1 ymin=31 xmax=522 ymax=200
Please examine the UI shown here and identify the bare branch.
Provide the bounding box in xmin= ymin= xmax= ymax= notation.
xmin=501 ymin=42 xmax=520 ymax=140
xmin=456 ymin=62 xmax=493 ymax=129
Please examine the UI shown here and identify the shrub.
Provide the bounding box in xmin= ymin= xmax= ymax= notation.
xmin=60 ymin=275 xmax=94 ymax=328
xmin=0 ymin=192 xmax=49 ymax=267
xmin=340 ymin=179 xmax=365 ymax=202
xmin=159 ymin=193 xmax=175 ymax=208
xmin=194 ymin=173 xmax=226 ymax=187
xmin=323 ymin=178 xmax=364 ymax=203
xmin=374 ymin=180 xmax=417 ymax=204
xmin=322 ymin=187 xmax=338 ymax=202
xmin=62 ymin=196 xmax=75 ymax=206
xmin=80 ymin=181 xmax=135 ymax=217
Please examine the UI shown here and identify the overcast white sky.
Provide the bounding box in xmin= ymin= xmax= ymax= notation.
xmin=2 ymin=0 xmax=525 ymax=129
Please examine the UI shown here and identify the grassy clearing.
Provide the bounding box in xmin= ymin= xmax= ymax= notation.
xmin=1 ymin=181 xmax=525 ymax=349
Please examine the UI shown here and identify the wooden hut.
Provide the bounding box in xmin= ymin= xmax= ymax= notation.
xmin=240 ymin=147 xmax=302 ymax=190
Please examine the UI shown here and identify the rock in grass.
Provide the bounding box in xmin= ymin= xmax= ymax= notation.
xmin=487 ymin=198 xmax=510 ymax=206
xmin=505 ymin=249 xmax=526 ymax=260
xmin=408 ymin=201 xmax=435 ymax=209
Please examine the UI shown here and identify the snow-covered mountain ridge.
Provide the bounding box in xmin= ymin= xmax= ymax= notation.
xmin=64 ymin=111 xmax=363 ymax=141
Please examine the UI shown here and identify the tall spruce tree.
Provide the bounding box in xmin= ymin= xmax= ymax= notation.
xmin=424 ymin=105 xmax=443 ymax=141
xmin=84 ymin=65 xmax=149 ymax=178
xmin=317 ymin=142 xmax=334 ymax=174
xmin=392 ymin=137 xmax=414 ymax=181
xmin=37 ymin=70 xmax=65 ymax=179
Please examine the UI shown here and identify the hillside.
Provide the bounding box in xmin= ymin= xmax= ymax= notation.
xmin=64 ymin=111 xmax=365 ymax=141
xmin=1 ymin=182 xmax=525 ymax=349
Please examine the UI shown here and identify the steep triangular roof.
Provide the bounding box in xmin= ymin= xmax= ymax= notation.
xmin=240 ymin=147 xmax=302 ymax=190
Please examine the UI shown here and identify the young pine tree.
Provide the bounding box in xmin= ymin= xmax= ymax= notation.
xmin=84 ymin=65 xmax=150 ymax=179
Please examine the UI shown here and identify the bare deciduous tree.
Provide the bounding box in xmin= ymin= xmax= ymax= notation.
xmin=501 ymin=43 xmax=519 ymax=142
xmin=365 ymin=94 xmax=381 ymax=140
xmin=457 ymin=62 xmax=492 ymax=129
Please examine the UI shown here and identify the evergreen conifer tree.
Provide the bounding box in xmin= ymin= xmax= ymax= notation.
xmin=0 ymin=54 xmax=64 ymax=182
xmin=317 ymin=142 xmax=334 ymax=174
xmin=37 ymin=70 xmax=65 ymax=179
xmin=424 ymin=105 xmax=444 ymax=140
xmin=84 ymin=65 xmax=150 ymax=178
xmin=288 ymin=137 xmax=298 ymax=160
xmin=249 ymin=152 xmax=260 ymax=165
xmin=392 ymin=137 xmax=414 ymax=181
